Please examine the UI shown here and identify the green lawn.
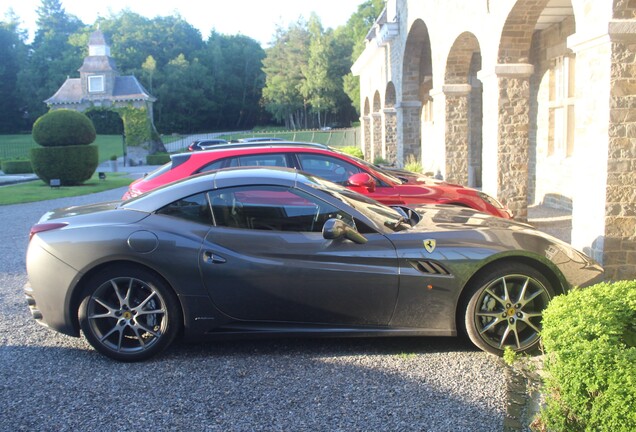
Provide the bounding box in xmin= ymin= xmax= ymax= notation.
xmin=0 ymin=172 xmax=132 ymax=205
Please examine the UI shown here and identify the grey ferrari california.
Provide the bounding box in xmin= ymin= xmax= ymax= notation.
xmin=25 ymin=167 xmax=603 ymax=361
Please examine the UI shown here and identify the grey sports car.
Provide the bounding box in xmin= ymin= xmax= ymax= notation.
xmin=25 ymin=167 xmax=603 ymax=361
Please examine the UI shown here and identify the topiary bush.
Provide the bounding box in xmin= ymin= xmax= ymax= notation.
xmin=30 ymin=110 xmax=98 ymax=185
xmin=540 ymin=280 xmax=636 ymax=431
xmin=30 ymin=146 xmax=99 ymax=185
xmin=32 ymin=109 xmax=96 ymax=147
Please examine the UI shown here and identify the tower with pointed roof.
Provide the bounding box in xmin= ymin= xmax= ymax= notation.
xmin=45 ymin=30 xmax=165 ymax=153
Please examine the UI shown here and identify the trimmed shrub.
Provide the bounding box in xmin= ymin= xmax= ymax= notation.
xmin=540 ymin=280 xmax=636 ymax=431
xmin=30 ymin=145 xmax=99 ymax=185
xmin=2 ymin=159 xmax=33 ymax=174
xmin=146 ymin=153 xmax=171 ymax=165
xmin=339 ymin=146 xmax=364 ymax=159
xmin=32 ymin=109 xmax=96 ymax=147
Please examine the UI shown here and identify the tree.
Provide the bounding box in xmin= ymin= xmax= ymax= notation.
xmin=0 ymin=11 xmax=28 ymax=132
xmin=339 ymin=0 xmax=385 ymax=114
xmin=262 ymin=20 xmax=311 ymax=129
xmin=198 ymin=33 xmax=266 ymax=130
xmin=17 ymin=0 xmax=84 ymax=125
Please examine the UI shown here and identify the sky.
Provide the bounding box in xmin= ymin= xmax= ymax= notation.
xmin=2 ymin=0 xmax=366 ymax=46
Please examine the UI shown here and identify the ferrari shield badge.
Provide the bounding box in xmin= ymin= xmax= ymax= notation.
xmin=423 ymin=239 xmax=436 ymax=253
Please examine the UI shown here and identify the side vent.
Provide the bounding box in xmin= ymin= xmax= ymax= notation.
xmin=409 ymin=260 xmax=451 ymax=276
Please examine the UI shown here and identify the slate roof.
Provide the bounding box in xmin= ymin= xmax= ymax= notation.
xmin=45 ymin=76 xmax=156 ymax=105
xmin=79 ymin=56 xmax=118 ymax=73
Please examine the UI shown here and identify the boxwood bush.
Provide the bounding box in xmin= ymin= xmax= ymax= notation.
xmin=540 ymin=280 xmax=636 ymax=431
xmin=30 ymin=145 xmax=99 ymax=185
xmin=32 ymin=109 xmax=96 ymax=147
xmin=339 ymin=146 xmax=364 ymax=159
xmin=30 ymin=110 xmax=98 ymax=185
xmin=2 ymin=159 xmax=33 ymax=174
xmin=146 ymin=153 xmax=171 ymax=165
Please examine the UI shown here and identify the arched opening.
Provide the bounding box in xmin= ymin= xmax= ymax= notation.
xmin=444 ymin=32 xmax=482 ymax=187
xmin=401 ymin=19 xmax=433 ymax=162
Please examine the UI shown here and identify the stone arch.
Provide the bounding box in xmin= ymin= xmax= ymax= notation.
xmin=529 ymin=0 xmax=576 ymax=214
xmin=444 ymin=32 xmax=482 ymax=187
xmin=363 ymin=98 xmax=372 ymax=160
xmin=401 ymin=19 xmax=433 ymax=161
xmin=498 ymin=0 xmax=551 ymax=63
xmin=495 ymin=0 xmax=553 ymax=221
xmin=384 ymin=82 xmax=397 ymax=164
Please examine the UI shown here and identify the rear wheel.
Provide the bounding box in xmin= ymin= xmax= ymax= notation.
xmin=463 ymin=263 xmax=554 ymax=355
xmin=79 ymin=265 xmax=181 ymax=362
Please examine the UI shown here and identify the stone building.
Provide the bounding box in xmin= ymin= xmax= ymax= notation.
xmin=45 ymin=30 xmax=164 ymax=153
xmin=352 ymin=0 xmax=636 ymax=280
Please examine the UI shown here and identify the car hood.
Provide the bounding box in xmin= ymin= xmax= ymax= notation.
xmin=408 ymin=204 xmax=531 ymax=232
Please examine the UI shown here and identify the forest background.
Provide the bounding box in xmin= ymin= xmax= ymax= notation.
xmin=0 ymin=0 xmax=384 ymax=136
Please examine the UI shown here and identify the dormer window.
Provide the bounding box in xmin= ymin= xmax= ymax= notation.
xmin=88 ymin=75 xmax=104 ymax=93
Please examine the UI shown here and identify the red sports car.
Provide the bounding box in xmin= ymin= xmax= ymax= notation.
xmin=123 ymin=143 xmax=512 ymax=218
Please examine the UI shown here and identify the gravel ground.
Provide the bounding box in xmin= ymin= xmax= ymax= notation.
xmin=0 ymin=186 xmax=507 ymax=431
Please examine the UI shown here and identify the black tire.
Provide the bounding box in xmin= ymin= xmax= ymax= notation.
xmin=462 ymin=263 xmax=554 ymax=355
xmin=78 ymin=265 xmax=181 ymax=362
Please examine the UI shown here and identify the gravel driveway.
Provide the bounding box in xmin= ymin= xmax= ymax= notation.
xmin=0 ymin=187 xmax=507 ymax=431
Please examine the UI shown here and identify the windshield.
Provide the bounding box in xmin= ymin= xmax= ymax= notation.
xmin=305 ymin=175 xmax=410 ymax=232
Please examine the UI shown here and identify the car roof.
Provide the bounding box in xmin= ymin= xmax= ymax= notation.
xmin=171 ymin=141 xmax=331 ymax=168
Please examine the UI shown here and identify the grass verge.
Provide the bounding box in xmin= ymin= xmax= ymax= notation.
xmin=0 ymin=172 xmax=131 ymax=205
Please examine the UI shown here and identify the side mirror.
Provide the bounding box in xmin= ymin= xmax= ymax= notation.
xmin=348 ymin=172 xmax=376 ymax=192
xmin=322 ymin=218 xmax=367 ymax=244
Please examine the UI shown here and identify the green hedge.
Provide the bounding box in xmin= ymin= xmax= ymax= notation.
xmin=2 ymin=159 xmax=33 ymax=174
xmin=30 ymin=145 xmax=99 ymax=185
xmin=540 ymin=280 xmax=636 ymax=431
xmin=339 ymin=146 xmax=364 ymax=159
xmin=146 ymin=153 xmax=171 ymax=165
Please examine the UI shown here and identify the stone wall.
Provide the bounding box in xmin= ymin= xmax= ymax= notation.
xmin=352 ymin=0 xmax=635 ymax=279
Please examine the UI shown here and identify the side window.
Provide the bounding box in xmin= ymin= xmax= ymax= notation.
xmin=199 ymin=157 xmax=239 ymax=173
xmin=237 ymin=154 xmax=288 ymax=168
xmin=156 ymin=193 xmax=212 ymax=224
xmin=208 ymin=186 xmax=353 ymax=232
xmin=297 ymin=154 xmax=361 ymax=184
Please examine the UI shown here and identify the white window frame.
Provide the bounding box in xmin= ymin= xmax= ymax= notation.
xmin=548 ymin=55 xmax=576 ymax=158
xmin=88 ymin=75 xmax=105 ymax=93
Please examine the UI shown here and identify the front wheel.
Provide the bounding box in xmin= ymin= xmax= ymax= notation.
xmin=462 ymin=264 xmax=554 ymax=355
xmin=79 ymin=265 xmax=181 ymax=362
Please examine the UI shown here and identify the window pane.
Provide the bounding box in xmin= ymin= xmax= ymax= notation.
xmin=297 ymin=154 xmax=361 ymax=184
xmin=157 ymin=193 xmax=212 ymax=224
xmin=208 ymin=186 xmax=352 ymax=232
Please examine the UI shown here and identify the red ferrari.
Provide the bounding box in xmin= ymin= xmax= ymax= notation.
xmin=123 ymin=143 xmax=512 ymax=218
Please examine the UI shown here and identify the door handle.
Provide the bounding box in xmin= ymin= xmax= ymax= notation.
xmin=203 ymin=251 xmax=226 ymax=264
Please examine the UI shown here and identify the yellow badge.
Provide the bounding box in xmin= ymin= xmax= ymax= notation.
xmin=423 ymin=239 xmax=436 ymax=253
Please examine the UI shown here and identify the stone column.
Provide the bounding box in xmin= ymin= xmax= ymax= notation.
xmin=372 ymin=112 xmax=383 ymax=162
xmin=384 ymin=108 xmax=398 ymax=163
xmin=396 ymin=100 xmax=422 ymax=165
xmin=362 ymin=115 xmax=372 ymax=160
xmin=443 ymin=84 xmax=472 ymax=185
xmin=604 ymin=20 xmax=636 ymax=280
xmin=495 ymin=63 xmax=534 ymax=221
xmin=476 ymin=69 xmax=500 ymax=199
